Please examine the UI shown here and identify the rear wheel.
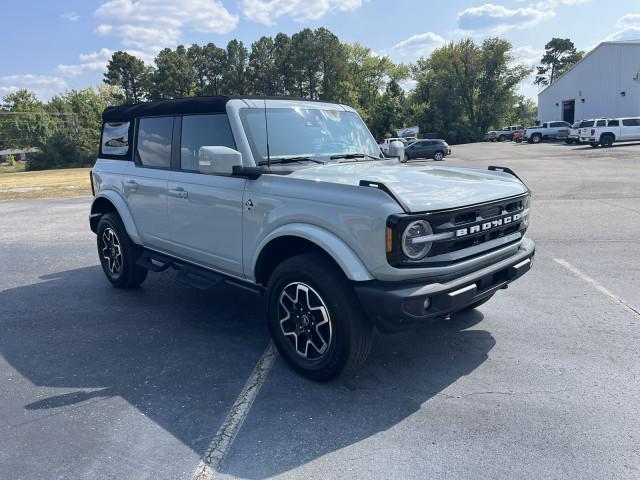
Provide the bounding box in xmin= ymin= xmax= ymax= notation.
xmin=600 ymin=134 xmax=614 ymax=148
xmin=266 ymin=253 xmax=373 ymax=381
xmin=96 ymin=212 xmax=147 ymax=288
xmin=433 ymin=151 xmax=444 ymax=161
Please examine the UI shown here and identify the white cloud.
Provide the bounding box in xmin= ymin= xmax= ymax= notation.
xmin=55 ymin=49 xmax=115 ymax=78
xmin=392 ymin=32 xmax=447 ymax=59
xmin=598 ymin=14 xmax=640 ymax=44
xmin=94 ymin=0 xmax=238 ymax=56
xmin=0 ymin=75 xmax=68 ymax=99
xmin=61 ymin=12 xmax=81 ymax=21
xmin=242 ymin=0 xmax=365 ymax=26
xmin=512 ymin=45 xmax=543 ymax=67
xmin=458 ymin=3 xmax=554 ymax=33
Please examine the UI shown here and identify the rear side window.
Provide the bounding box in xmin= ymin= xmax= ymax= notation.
xmin=608 ymin=119 xmax=619 ymax=126
xmin=101 ymin=122 xmax=130 ymax=157
xmin=180 ymin=114 xmax=236 ymax=171
xmin=582 ymin=121 xmax=594 ymax=127
xmin=136 ymin=117 xmax=174 ymax=168
xmin=622 ymin=118 xmax=640 ymax=126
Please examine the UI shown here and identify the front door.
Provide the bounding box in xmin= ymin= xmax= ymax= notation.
xmin=166 ymin=113 xmax=246 ymax=278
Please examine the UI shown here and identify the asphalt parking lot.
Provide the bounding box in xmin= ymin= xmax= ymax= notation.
xmin=1 ymin=141 xmax=639 ymax=480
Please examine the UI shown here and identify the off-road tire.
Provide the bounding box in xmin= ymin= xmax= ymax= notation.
xmin=600 ymin=134 xmax=614 ymax=148
xmin=97 ymin=212 xmax=148 ymax=288
xmin=266 ymin=253 xmax=374 ymax=381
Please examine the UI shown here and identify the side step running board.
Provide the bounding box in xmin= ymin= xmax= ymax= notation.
xmin=136 ymin=250 xmax=174 ymax=272
xmin=175 ymin=265 xmax=223 ymax=290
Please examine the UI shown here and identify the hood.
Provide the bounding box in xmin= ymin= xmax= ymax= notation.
xmin=288 ymin=161 xmax=528 ymax=212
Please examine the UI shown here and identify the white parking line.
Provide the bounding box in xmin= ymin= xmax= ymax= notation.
xmin=554 ymin=258 xmax=640 ymax=318
xmin=193 ymin=342 xmax=277 ymax=480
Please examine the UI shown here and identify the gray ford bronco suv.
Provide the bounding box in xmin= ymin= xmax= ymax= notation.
xmin=90 ymin=96 xmax=535 ymax=380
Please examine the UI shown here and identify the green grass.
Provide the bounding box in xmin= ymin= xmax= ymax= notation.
xmin=0 ymin=162 xmax=27 ymax=174
xmin=0 ymin=166 xmax=92 ymax=201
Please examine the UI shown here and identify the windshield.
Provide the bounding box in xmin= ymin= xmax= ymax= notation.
xmin=240 ymin=107 xmax=381 ymax=164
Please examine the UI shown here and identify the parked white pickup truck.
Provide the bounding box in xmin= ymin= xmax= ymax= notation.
xmin=378 ymin=137 xmax=407 ymax=154
xmin=523 ymin=121 xmax=571 ymax=144
xmin=579 ymin=117 xmax=640 ymax=147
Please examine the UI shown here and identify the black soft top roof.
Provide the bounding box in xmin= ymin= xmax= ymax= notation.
xmin=102 ymin=96 xmax=231 ymax=123
xmin=102 ymin=95 xmax=341 ymax=123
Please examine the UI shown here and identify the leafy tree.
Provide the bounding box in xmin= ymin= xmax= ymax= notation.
xmin=150 ymin=46 xmax=196 ymax=99
xmin=504 ymin=96 xmax=538 ymax=127
xmin=223 ymin=40 xmax=249 ymax=95
xmin=0 ymin=89 xmax=52 ymax=149
xmin=534 ymin=38 xmax=584 ymax=86
xmin=314 ymin=28 xmax=348 ymax=102
xmin=273 ymin=33 xmax=294 ymax=95
xmin=249 ymin=36 xmax=277 ymax=95
xmin=104 ymin=51 xmax=149 ymax=103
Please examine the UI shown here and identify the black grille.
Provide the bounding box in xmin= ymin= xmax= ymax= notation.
xmin=427 ymin=195 xmax=528 ymax=259
xmin=386 ymin=194 xmax=529 ymax=268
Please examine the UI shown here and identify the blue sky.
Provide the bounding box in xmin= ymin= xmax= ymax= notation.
xmin=1 ymin=0 xmax=639 ymax=101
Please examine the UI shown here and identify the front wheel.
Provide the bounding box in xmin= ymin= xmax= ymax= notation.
xmin=433 ymin=151 xmax=444 ymax=161
xmin=96 ymin=212 xmax=148 ymax=288
xmin=531 ymin=134 xmax=541 ymax=144
xmin=266 ymin=254 xmax=374 ymax=381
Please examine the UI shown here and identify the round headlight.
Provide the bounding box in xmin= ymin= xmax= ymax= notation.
xmin=401 ymin=220 xmax=433 ymax=260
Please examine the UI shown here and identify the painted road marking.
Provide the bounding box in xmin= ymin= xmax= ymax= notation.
xmin=193 ymin=342 xmax=277 ymax=480
xmin=554 ymin=258 xmax=640 ymax=318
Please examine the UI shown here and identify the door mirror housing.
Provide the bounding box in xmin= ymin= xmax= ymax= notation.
xmin=198 ymin=146 xmax=242 ymax=175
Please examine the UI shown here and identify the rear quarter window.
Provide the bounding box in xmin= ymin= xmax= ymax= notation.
xmin=101 ymin=122 xmax=130 ymax=157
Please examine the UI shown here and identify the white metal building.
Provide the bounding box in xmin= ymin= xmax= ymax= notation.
xmin=538 ymin=40 xmax=640 ymax=124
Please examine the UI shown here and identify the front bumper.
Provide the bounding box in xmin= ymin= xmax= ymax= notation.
xmin=354 ymin=238 xmax=535 ymax=332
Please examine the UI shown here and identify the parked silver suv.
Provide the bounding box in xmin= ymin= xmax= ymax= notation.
xmin=90 ymin=96 xmax=535 ymax=380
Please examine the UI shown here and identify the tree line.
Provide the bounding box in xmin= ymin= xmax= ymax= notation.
xmin=0 ymin=30 xmax=585 ymax=171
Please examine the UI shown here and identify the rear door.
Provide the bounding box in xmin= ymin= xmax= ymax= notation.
xmin=621 ymin=118 xmax=640 ymax=140
xmin=125 ymin=116 xmax=173 ymax=250
xmin=166 ymin=113 xmax=246 ymax=277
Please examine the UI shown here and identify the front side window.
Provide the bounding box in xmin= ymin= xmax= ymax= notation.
xmin=101 ymin=122 xmax=130 ymax=156
xmin=240 ymin=107 xmax=381 ymax=165
xmin=136 ymin=117 xmax=173 ymax=168
xmin=180 ymin=114 xmax=236 ymax=171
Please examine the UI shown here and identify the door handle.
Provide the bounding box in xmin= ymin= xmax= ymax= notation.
xmin=126 ymin=179 xmax=138 ymax=191
xmin=169 ymin=188 xmax=188 ymax=199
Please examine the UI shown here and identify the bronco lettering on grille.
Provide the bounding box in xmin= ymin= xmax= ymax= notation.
xmin=455 ymin=213 xmax=522 ymax=238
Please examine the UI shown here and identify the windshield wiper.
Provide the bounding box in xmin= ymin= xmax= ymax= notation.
xmin=258 ymin=156 xmax=325 ymax=166
xmin=329 ymin=153 xmax=381 ymax=161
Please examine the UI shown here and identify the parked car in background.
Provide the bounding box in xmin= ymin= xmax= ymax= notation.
xmin=379 ymin=137 xmax=407 ymax=154
xmin=486 ymin=126 xmax=523 ymax=142
xmin=580 ymin=117 xmax=640 ymax=147
xmin=403 ymin=139 xmax=451 ymax=161
xmin=566 ymin=120 xmax=590 ymax=144
xmin=523 ymin=121 xmax=571 ymax=144
xmin=512 ymin=129 xmax=525 ymax=143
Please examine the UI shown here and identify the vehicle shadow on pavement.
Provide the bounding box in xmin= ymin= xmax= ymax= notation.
xmin=219 ymin=310 xmax=494 ymax=478
xmin=1 ymin=266 xmax=493 ymax=478
xmin=0 ymin=266 xmax=271 ymax=467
